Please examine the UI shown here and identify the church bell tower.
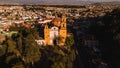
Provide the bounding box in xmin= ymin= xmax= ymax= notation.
xmin=59 ymin=14 xmax=67 ymax=45
xmin=44 ymin=25 xmax=50 ymax=45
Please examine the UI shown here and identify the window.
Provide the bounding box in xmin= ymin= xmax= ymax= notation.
xmin=63 ymin=24 xmax=64 ymax=27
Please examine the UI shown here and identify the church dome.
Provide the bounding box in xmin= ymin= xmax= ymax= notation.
xmin=52 ymin=17 xmax=61 ymax=27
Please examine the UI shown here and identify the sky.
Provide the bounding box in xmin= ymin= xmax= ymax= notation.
xmin=0 ymin=0 xmax=120 ymax=4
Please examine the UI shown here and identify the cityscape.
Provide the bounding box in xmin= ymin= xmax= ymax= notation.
xmin=0 ymin=0 xmax=120 ymax=68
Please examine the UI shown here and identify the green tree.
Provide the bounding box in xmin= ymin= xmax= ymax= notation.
xmin=5 ymin=38 xmax=21 ymax=63
xmin=29 ymin=28 xmax=40 ymax=39
xmin=2 ymin=37 xmax=22 ymax=67
xmin=12 ymin=62 xmax=25 ymax=68
xmin=90 ymin=8 xmax=120 ymax=68
xmin=0 ymin=44 xmax=7 ymax=56
xmin=22 ymin=34 xmax=41 ymax=67
xmin=49 ymin=46 xmax=77 ymax=68
xmin=65 ymin=36 xmax=74 ymax=46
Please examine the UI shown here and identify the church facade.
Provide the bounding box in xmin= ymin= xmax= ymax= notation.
xmin=44 ymin=15 xmax=67 ymax=46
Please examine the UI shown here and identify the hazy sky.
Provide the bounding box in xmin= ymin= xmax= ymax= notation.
xmin=0 ymin=0 xmax=120 ymax=3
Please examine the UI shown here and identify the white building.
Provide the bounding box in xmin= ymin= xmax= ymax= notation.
xmin=50 ymin=26 xmax=59 ymax=45
xmin=35 ymin=40 xmax=46 ymax=46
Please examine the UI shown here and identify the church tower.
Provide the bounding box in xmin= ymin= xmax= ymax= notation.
xmin=61 ymin=14 xmax=67 ymax=23
xmin=59 ymin=14 xmax=67 ymax=45
xmin=44 ymin=25 xmax=50 ymax=45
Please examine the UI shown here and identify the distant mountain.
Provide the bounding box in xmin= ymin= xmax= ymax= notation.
xmin=103 ymin=1 xmax=120 ymax=4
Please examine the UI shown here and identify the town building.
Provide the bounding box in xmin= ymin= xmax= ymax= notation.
xmin=44 ymin=14 xmax=67 ymax=46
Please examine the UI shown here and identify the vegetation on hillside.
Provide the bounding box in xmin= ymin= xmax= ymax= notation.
xmin=0 ymin=26 xmax=77 ymax=68
xmin=90 ymin=8 xmax=120 ymax=68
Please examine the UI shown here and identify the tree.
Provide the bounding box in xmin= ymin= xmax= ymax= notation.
xmin=0 ymin=37 xmax=22 ymax=68
xmin=90 ymin=8 xmax=120 ymax=68
xmin=22 ymin=34 xmax=41 ymax=67
xmin=12 ymin=62 xmax=25 ymax=68
xmin=49 ymin=46 xmax=77 ymax=68
xmin=8 ymin=38 xmax=20 ymax=55
xmin=65 ymin=36 xmax=74 ymax=46
xmin=0 ymin=44 xmax=7 ymax=56
xmin=29 ymin=28 xmax=40 ymax=39
xmin=50 ymin=46 xmax=66 ymax=68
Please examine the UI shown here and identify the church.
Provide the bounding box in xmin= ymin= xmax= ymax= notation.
xmin=44 ymin=14 xmax=67 ymax=46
